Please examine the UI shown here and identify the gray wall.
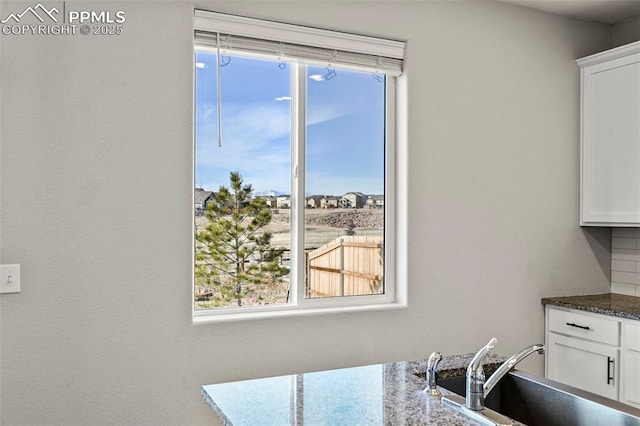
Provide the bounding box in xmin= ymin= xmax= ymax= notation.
xmin=0 ymin=1 xmax=612 ymax=425
xmin=613 ymin=15 xmax=640 ymax=47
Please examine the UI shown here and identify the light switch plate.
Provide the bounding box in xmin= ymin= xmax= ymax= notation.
xmin=0 ymin=264 xmax=21 ymax=294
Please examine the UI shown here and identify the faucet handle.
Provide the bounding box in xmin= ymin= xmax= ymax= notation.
xmin=424 ymin=351 xmax=443 ymax=396
xmin=467 ymin=337 xmax=497 ymax=376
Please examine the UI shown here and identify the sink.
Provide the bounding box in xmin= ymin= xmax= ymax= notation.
xmin=438 ymin=370 xmax=640 ymax=426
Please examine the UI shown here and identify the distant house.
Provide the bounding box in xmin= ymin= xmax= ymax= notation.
xmin=365 ymin=194 xmax=384 ymax=209
xmin=276 ymin=195 xmax=291 ymax=209
xmin=195 ymin=188 xmax=215 ymax=214
xmin=341 ymin=192 xmax=365 ymax=208
xmin=255 ymin=195 xmax=277 ymax=208
xmin=320 ymin=196 xmax=340 ymax=209
xmin=306 ymin=195 xmax=325 ymax=208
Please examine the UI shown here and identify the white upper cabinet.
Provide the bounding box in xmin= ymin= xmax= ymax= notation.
xmin=578 ymin=42 xmax=640 ymax=226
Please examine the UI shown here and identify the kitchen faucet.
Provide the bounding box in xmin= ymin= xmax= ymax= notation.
xmin=466 ymin=338 xmax=545 ymax=411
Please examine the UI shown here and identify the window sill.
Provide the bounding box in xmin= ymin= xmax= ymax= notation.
xmin=192 ymin=301 xmax=407 ymax=324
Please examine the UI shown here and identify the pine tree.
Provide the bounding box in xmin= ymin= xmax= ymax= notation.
xmin=195 ymin=172 xmax=289 ymax=307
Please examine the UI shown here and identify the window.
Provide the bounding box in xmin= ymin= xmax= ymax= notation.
xmin=193 ymin=11 xmax=405 ymax=319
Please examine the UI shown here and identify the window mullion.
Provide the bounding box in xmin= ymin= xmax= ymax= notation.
xmin=290 ymin=63 xmax=306 ymax=305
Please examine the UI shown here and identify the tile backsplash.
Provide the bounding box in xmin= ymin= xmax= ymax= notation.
xmin=611 ymin=228 xmax=640 ymax=297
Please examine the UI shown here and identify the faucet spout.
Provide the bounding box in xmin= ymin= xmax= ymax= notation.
xmin=465 ymin=337 xmax=497 ymax=411
xmin=483 ymin=344 xmax=545 ymax=398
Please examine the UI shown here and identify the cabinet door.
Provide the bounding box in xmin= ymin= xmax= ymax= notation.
xmin=621 ymin=350 xmax=640 ymax=408
xmin=622 ymin=321 xmax=640 ymax=408
xmin=581 ymin=52 xmax=640 ymax=225
xmin=547 ymin=333 xmax=619 ymax=400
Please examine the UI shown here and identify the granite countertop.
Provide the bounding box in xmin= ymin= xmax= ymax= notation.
xmin=542 ymin=293 xmax=640 ymax=321
xmin=407 ymin=352 xmax=505 ymax=380
xmin=202 ymin=353 xmax=514 ymax=426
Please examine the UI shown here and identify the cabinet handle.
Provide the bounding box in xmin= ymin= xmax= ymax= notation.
xmin=607 ymin=357 xmax=614 ymax=385
xmin=566 ymin=322 xmax=590 ymax=330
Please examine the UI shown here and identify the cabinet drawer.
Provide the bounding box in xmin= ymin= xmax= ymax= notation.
xmin=623 ymin=321 xmax=640 ymax=352
xmin=548 ymin=308 xmax=620 ymax=346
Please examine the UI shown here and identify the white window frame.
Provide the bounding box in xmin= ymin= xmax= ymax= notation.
xmin=192 ymin=10 xmax=407 ymax=322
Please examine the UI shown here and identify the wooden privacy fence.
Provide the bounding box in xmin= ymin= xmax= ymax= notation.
xmin=306 ymin=235 xmax=383 ymax=298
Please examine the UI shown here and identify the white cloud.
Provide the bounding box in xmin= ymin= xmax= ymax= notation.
xmin=196 ymin=101 xmax=349 ymax=192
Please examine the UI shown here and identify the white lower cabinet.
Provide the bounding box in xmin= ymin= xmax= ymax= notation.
xmin=545 ymin=305 xmax=640 ymax=407
xmin=622 ymin=321 xmax=640 ymax=408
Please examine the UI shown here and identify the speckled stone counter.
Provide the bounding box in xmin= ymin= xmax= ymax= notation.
xmin=407 ymin=352 xmax=506 ymax=380
xmin=202 ymin=354 xmax=515 ymax=426
xmin=542 ymin=293 xmax=640 ymax=321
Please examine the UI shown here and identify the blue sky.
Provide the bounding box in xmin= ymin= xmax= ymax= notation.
xmin=195 ymin=51 xmax=385 ymax=196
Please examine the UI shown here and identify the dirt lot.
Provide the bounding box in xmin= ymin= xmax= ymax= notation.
xmin=267 ymin=208 xmax=382 ymax=248
xmin=195 ymin=208 xmax=383 ymax=249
